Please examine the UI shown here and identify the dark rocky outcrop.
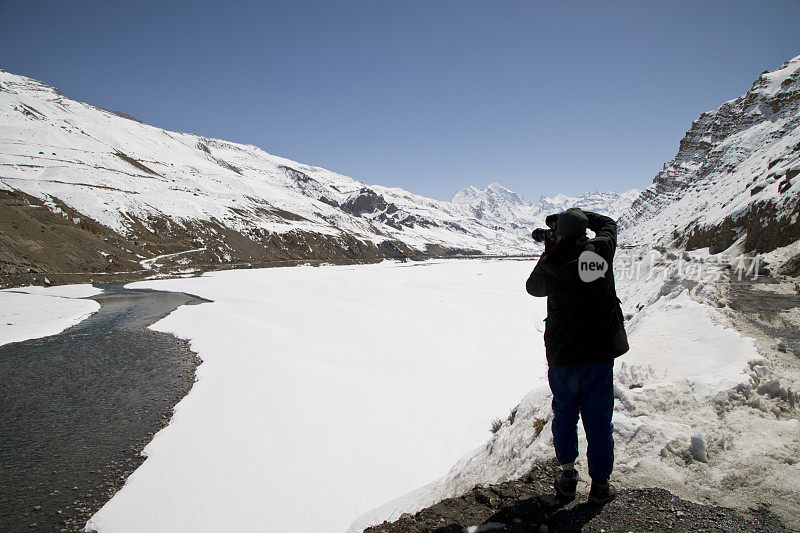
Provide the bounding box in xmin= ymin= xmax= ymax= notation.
xmin=342 ymin=188 xmax=389 ymax=216
xmin=682 ymin=196 xmax=800 ymax=255
xmin=113 ymin=151 xmax=161 ymax=177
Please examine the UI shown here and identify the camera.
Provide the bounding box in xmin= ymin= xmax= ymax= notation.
xmin=531 ymin=228 xmax=555 ymax=243
xmin=532 ymin=213 xmax=560 ymax=243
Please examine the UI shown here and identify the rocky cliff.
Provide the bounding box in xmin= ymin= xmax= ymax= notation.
xmin=620 ymin=54 xmax=800 ymax=273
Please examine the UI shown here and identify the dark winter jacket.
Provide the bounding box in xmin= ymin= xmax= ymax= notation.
xmin=526 ymin=211 xmax=626 ymax=367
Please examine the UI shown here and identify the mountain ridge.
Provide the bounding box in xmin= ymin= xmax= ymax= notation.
xmin=451 ymin=183 xmax=640 ymax=238
xmin=0 ymin=68 xmax=638 ymax=287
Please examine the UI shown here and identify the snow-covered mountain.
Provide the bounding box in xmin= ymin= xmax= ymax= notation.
xmin=0 ymin=69 xmax=642 ymax=285
xmin=452 ymin=182 xmax=639 ymax=238
xmin=621 ymin=54 xmax=800 ymax=274
xmin=0 ymin=69 xmax=517 ymax=264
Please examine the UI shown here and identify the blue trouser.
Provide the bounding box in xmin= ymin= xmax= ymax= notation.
xmin=547 ymin=360 xmax=614 ymax=483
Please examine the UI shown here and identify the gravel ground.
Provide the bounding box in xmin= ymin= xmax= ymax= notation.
xmin=727 ymin=274 xmax=800 ymax=357
xmin=364 ymin=460 xmax=790 ymax=533
xmin=0 ymin=285 xmax=206 ymax=532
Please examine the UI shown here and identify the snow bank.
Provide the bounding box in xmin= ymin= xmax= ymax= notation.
xmin=85 ymin=259 xmax=546 ymax=533
xmin=621 ymin=290 xmax=757 ymax=401
xmin=0 ymin=284 xmax=102 ymax=346
xmin=350 ymin=249 xmax=800 ymax=530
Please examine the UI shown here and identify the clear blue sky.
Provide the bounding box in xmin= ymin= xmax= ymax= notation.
xmin=1 ymin=1 xmax=798 ymax=200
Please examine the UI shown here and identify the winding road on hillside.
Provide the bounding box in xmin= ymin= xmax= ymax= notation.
xmin=0 ymin=285 xmax=207 ymax=532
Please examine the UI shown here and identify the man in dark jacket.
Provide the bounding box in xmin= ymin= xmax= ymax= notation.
xmin=526 ymin=208 xmax=627 ymax=505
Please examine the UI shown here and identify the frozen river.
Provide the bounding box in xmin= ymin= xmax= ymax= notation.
xmin=87 ymin=259 xmax=547 ymax=533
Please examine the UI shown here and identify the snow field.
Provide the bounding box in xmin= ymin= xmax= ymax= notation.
xmin=351 ymin=250 xmax=800 ymax=530
xmin=85 ymin=259 xmax=547 ymax=533
xmin=0 ymin=284 xmax=102 ymax=346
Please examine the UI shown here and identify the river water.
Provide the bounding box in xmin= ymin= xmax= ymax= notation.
xmin=0 ymin=284 xmax=207 ymax=532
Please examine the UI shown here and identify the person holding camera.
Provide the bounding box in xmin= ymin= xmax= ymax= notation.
xmin=526 ymin=208 xmax=628 ymax=505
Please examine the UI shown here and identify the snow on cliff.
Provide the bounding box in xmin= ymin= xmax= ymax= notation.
xmin=620 ymin=54 xmax=800 ymax=273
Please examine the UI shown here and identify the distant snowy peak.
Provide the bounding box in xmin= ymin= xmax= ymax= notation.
xmin=485 ymin=182 xmax=529 ymax=206
xmin=451 ymin=182 xmax=528 ymax=208
xmin=531 ymin=189 xmax=641 ymax=220
xmin=452 ymin=183 xmax=640 ymax=231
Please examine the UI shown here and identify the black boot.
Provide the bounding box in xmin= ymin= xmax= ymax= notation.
xmin=554 ymin=469 xmax=578 ymax=500
xmin=588 ymin=480 xmax=616 ymax=504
